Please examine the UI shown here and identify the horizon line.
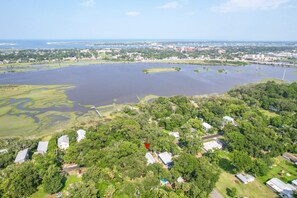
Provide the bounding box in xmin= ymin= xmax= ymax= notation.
xmin=0 ymin=38 xmax=297 ymax=42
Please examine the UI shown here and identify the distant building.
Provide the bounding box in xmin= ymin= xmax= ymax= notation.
xmin=169 ymin=132 xmax=180 ymax=139
xmin=14 ymin=148 xmax=29 ymax=164
xmin=145 ymin=152 xmax=156 ymax=165
xmin=202 ymin=122 xmax=212 ymax=131
xmin=58 ymin=135 xmax=69 ymax=150
xmin=236 ymin=173 xmax=255 ymax=184
xmin=223 ymin=116 xmax=236 ymax=126
xmin=77 ymin=129 xmax=86 ymax=142
xmin=292 ymin=179 xmax=297 ymax=187
xmin=266 ymin=178 xmax=296 ymax=198
xmin=203 ymin=140 xmax=223 ymax=151
xmin=158 ymin=152 xmax=173 ymax=167
xmin=37 ymin=141 xmax=48 ymax=154
xmin=177 ymin=176 xmax=185 ymax=183
xmin=0 ymin=149 xmax=8 ymax=154
xmin=282 ymin=153 xmax=297 ymax=164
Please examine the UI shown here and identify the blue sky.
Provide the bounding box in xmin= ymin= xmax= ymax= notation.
xmin=0 ymin=0 xmax=296 ymax=41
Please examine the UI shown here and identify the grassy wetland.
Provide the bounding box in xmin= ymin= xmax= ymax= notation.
xmin=0 ymin=85 xmax=76 ymax=137
xmin=0 ymin=84 xmax=149 ymax=138
xmin=142 ymin=66 xmax=181 ymax=73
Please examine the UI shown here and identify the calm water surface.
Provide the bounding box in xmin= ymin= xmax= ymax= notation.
xmin=0 ymin=63 xmax=296 ymax=106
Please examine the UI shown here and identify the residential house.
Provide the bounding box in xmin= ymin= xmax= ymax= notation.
xmin=0 ymin=149 xmax=8 ymax=154
xmin=236 ymin=173 xmax=255 ymax=184
xmin=203 ymin=139 xmax=223 ymax=151
xmin=282 ymin=153 xmax=297 ymax=164
xmin=37 ymin=141 xmax=48 ymax=154
xmin=77 ymin=129 xmax=86 ymax=142
xmin=177 ymin=176 xmax=185 ymax=183
xmin=145 ymin=152 xmax=156 ymax=165
xmin=58 ymin=135 xmax=69 ymax=150
xmin=202 ymin=122 xmax=212 ymax=132
xmin=223 ymin=116 xmax=236 ymax=126
xmin=169 ymin=132 xmax=180 ymax=139
xmin=291 ymin=179 xmax=297 ymax=187
xmin=158 ymin=152 xmax=173 ymax=167
xmin=266 ymin=178 xmax=296 ymax=198
xmin=14 ymin=148 xmax=29 ymax=164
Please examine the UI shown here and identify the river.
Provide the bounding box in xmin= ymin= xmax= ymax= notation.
xmin=0 ymin=63 xmax=296 ymax=106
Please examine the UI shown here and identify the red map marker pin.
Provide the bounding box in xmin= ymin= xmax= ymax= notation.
xmin=144 ymin=143 xmax=150 ymax=149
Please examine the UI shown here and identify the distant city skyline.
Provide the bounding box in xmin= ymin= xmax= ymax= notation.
xmin=0 ymin=0 xmax=297 ymax=41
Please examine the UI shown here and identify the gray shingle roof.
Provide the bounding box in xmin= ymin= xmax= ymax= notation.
xmin=14 ymin=148 xmax=29 ymax=163
xmin=145 ymin=152 xmax=156 ymax=164
xmin=58 ymin=135 xmax=69 ymax=145
xmin=158 ymin=152 xmax=172 ymax=165
xmin=236 ymin=173 xmax=255 ymax=184
xmin=37 ymin=141 xmax=48 ymax=154
xmin=267 ymin=178 xmax=296 ymax=197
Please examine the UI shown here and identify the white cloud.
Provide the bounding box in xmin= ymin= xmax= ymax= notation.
xmin=80 ymin=0 xmax=95 ymax=7
xmin=125 ymin=11 xmax=141 ymax=17
xmin=212 ymin=0 xmax=290 ymax=12
xmin=157 ymin=1 xmax=183 ymax=9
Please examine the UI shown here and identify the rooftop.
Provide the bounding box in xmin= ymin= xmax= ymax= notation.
xmin=77 ymin=129 xmax=86 ymax=137
xmin=37 ymin=141 xmax=48 ymax=154
xmin=14 ymin=148 xmax=29 ymax=163
xmin=223 ymin=116 xmax=234 ymax=121
xmin=158 ymin=152 xmax=172 ymax=166
xmin=236 ymin=173 xmax=255 ymax=184
xmin=266 ymin=178 xmax=296 ymax=198
xmin=202 ymin=122 xmax=212 ymax=130
xmin=169 ymin=132 xmax=180 ymax=138
xmin=145 ymin=152 xmax=156 ymax=164
xmin=203 ymin=140 xmax=223 ymax=151
xmin=0 ymin=149 xmax=8 ymax=154
xmin=283 ymin=153 xmax=297 ymax=162
xmin=58 ymin=135 xmax=69 ymax=145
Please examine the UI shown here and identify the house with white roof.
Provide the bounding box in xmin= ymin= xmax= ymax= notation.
xmin=203 ymin=139 xmax=223 ymax=151
xmin=292 ymin=179 xmax=297 ymax=187
xmin=158 ymin=152 xmax=173 ymax=167
xmin=77 ymin=129 xmax=86 ymax=142
xmin=58 ymin=135 xmax=69 ymax=150
xmin=177 ymin=176 xmax=185 ymax=183
xmin=223 ymin=116 xmax=236 ymax=126
xmin=145 ymin=152 xmax=156 ymax=165
xmin=202 ymin=122 xmax=212 ymax=132
xmin=236 ymin=173 xmax=255 ymax=184
xmin=0 ymin=149 xmax=8 ymax=154
xmin=37 ymin=141 xmax=48 ymax=154
xmin=169 ymin=132 xmax=180 ymax=139
xmin=266 ymin=178 xmax=296 ymax=198
xmin=14 ymin=148 xmax=29 ymax=164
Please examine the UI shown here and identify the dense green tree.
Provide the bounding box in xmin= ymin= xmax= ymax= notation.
xmin=43 ymin=165 xmax=65 ymax=194
xmin=0 ymin=163 xmax=41 ymax=198
xmin=67 ymin=181 xmax=98 ymax=198
xmin=227 ymin=187 xmax=237 ymax=197
xmin=230 ymin=150 xmax=253 ymax=172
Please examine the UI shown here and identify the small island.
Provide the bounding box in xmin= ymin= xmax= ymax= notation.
xmin=143 ymin=67 xmax=181 ymax=74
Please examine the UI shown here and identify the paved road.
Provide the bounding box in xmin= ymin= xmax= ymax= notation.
xmin=210 ymin=189 xmax=223 ymax=198
xmin=202 ymin=134 xmax=222 ymax=140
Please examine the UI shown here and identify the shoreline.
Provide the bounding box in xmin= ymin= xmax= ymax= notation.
xmin=1 ymin=59 xmax=296 ymax=74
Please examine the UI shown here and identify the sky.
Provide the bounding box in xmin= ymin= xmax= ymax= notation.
xmin=0 ymin=0 xmax=296 ymax=41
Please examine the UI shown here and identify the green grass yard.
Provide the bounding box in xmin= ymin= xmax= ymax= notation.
xmin=258 ymin=156 xmax=297 ymax=184
xmin=215 ymin=171 xmax=277 ymax=198
xmin=30 ymin=175 xmax=82 ymax=198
